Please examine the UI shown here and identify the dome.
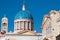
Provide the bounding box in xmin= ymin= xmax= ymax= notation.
xmin=15 ymin=11 xmax=33 ymax=20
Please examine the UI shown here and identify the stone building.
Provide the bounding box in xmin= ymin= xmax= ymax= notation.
xmin=42 ymin=10 xmax=60 ymax=40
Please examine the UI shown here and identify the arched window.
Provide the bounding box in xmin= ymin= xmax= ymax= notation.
xmin=3 ymin=23 xmax=7 ymax=26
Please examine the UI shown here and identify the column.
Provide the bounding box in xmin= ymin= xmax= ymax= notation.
xmin=25 ymin=21 xmax=28 ymax=30
xmin=29 ymin=22 xmax=31 ymax=30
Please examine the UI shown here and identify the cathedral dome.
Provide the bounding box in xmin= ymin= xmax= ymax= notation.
xmin=14 ymin=4 xmax=34 ymax=32
xmin=15 ymin=5 xmax=33 ymax=20
xmin=15 ymin=11 xmax=33 ymax=20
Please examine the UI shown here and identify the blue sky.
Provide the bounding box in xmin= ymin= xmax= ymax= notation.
xmin=0 ymin=0 xmax=60 ymax=33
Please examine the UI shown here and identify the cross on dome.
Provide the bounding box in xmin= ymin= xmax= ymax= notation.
xmin=22 ymin=0 xmax=26 ymax=11
xmin=15 ymin=0 xmax=33 ymax=20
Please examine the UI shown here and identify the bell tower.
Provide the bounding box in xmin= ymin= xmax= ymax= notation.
xmin=1 ymin=15 xmax=8 ymax=33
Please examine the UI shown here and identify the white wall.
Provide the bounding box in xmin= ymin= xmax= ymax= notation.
xmin=5 ymin=35 xmax=42 ymax=40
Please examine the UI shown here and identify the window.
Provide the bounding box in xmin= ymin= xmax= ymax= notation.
xmin=28 ymin=22 xmax=29 ymax=30
xmin=3 ymin=23 xmax=7 ymax=26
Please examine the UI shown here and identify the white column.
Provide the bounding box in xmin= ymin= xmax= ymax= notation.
xmin=29 ymin=22 xmax=31 ymax=30
xmin=23 ymin=21 xmax=24 ymax=30
xmin=25 ymin=21 xmax=28 ymax=30
xmin=17 ymin=22 xmax=19 ymax=29
xmin=20 ymin=21 xmax=21 ymax=30
xmin=15 ymin=22 xmax=18 ymax=31
xmin=14 ymin=21 xmax=20 ymax=32
xmin=20 ymin=21 xmax=24 ymax=30
xmin=19 ymin=21 xmax=20 ymax=30
xmin=19 ymin=21 xmax=21 ymax=30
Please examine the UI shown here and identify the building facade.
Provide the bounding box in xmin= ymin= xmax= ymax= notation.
xmin=0 ymin=2 xmax=60 ymax=40
xmin=0 ymin=3 xmax=42 ymax=40
xmin=42 ymin=10 xmax=60 ymax=40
